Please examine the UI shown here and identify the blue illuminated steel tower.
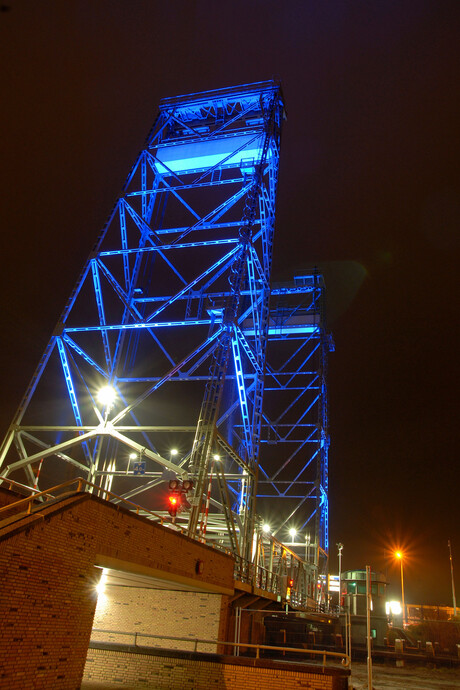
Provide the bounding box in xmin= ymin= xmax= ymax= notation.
xmin=258 ymin=273 xmax=331 ymax=580
xmin=0 ymin=82 xmax=284 ymax=558
xmin=0 ymin=82 xmax=329 ymax=578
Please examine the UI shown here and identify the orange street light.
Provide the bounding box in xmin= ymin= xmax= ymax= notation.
xmin=395 ymin=551 xmax=406 ymax=626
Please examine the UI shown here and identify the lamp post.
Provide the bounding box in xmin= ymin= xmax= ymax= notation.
xmin=337 ymin=543 xmax=344 ymax=610
xmin=94 ymin=385 xmax=117 ymax=490
xmin=448 ymin=540 xmax=457 ymax=617
xmin=395 ymin=551 xmax=406 ymax=626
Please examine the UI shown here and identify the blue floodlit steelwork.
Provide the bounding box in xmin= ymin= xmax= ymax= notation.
xmin=257 ymin=273 xmax=332 ymax=585
xmin=0 ymin=82 xmax=330 ymax=578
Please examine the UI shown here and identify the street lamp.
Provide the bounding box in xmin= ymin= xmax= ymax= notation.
xmin=97 ymin=385 xmax=116 ymax=408
xmin=337 ymin=543 xmax=344 ymax=582
xmin=395 ymin=551 xmax=406 ymax=626
xmin=337 ymin=543 xmax=344 ymax=609
xmin=97 ymin=385 xmax=116 ymax=424
xmin=126 ymin=452 xmax=137 ymax=475
xmin=448 ymin=540 xmax=457 ymax=617
xmin=289 ymin=527 xmax=297 ymax=543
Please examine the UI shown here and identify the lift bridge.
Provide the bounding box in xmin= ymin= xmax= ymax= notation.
xmin=0 ymin=82 xmax=331 ymax=603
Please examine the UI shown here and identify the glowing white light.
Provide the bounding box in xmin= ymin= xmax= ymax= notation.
xmin=289 ymin=528 xmax=297 ymax=538
xmin=386 ymin=601 xmax=402 ymax=615
xmin=170 ymin=448 xmax=178 ymax=456
xmin=129 ymin=453 xmax=137 ymax=460
xmin=96 ymin=569 xmax=108 ymax=596
xmin=213 ymin=454 xmax=220 ymax=461
xmin=262 ymin=523 xmax=271 ymax=533
xmin=97 ymin=386 xmax=116 ymax=408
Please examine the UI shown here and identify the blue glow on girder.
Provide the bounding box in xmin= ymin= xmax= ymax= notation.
xmin=242 ymin=314 xmax=320 ymax=337
xmin=231 ymin=331 xmax=252 ymax=458
xmin=243 ymin=325 xmax=319 ymax=336
xmin=155 ymin=135 xmax=266 ymax=174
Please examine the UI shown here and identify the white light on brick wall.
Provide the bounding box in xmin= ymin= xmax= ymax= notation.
xmin=96 ymin=569 xmax=108 ymax=596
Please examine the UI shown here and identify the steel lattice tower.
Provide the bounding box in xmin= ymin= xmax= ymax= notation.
xmin=258 ymin=272 xmax=332 ymax=581
xmin=0 ymin=82 xmax=283 ymax=558
xmin=0 ymin=82 xmax=330 ymax=575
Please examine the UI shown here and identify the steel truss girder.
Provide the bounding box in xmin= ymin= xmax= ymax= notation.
xmin=257 ymin=273 xmax=330 ymax=569
xmin=0 ymin=82 xmax=286 ymax=563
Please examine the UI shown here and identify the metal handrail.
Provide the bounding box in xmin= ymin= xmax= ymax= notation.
xmin=0 ymin=476 xmax=45 ymax=496
xmin=90 ymin=628 xmax=350 ymax=670
xmin=0 ymin=476 xmax=168 ymax=525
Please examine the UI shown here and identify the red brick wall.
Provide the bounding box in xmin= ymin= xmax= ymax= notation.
xmin=0 ymin=492 xmax=234 ymax=689
xmin=84 ymin=646 xmax=349 ymax=689
xmin=0 ymin=486 xmax=25 ymax=508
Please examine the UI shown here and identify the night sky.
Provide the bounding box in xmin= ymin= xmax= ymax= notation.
xmin=1 ymin=2 xmax=459 ymax=606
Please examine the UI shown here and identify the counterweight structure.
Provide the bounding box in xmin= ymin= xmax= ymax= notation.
xmin=0 ymin=82 xmax=329 ymax=581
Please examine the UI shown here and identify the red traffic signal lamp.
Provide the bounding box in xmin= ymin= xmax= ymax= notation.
xmin=168 ymin=493 xmax=179 ymax=517
xmin=167 ymin=477 xmax=194 ymax=517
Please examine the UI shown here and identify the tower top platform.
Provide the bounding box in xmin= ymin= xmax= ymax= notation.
xmin=159 ymin=80 xmax=285 ymax=117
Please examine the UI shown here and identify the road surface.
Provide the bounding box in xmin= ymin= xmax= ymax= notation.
xmin=350 ymin=661 xmax=460 ymax=689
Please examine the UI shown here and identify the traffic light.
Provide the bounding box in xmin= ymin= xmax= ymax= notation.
xmin=181 ymin=478 xmax=194 ymax=510
xmin=168 ymin=479 xmax=181 ymax=517
xmin=167 ymin=477 xmax=194 ymax=516
xmin=167 ymin=477 xmax=194 ymax=518
xmin=168 ymin=493 xmax=179 ymax=517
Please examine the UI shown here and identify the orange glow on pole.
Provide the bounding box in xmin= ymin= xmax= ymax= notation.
xmin=394 ymin=550 xmax=406 ymax=626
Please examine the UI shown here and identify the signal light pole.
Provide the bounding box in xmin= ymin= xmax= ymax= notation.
xmin=167 ymin=478 xmax=194 ymax=522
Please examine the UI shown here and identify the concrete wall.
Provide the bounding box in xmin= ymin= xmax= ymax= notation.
xmin=92 ymin=585 xmax=224 ymax=652
xmin=0 ymin=492 xmax=234 ymax=689
xmin=84 ymin=645 xmax=349 ymax=689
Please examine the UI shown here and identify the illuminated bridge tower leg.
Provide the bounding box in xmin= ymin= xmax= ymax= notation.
xmin=256 ymin=272 xmax=333 ymax=593
xmin=0 ymin=82 xmax=285 ymax=561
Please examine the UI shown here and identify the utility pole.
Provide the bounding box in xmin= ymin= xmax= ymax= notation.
xmin=448 ymin=540 xmax=457 ymax=617
xmin=395 ymin=551 xmax=406 ymax=627
xmin=337 ymin=542 xmax=343 ymax=609
xmin=366 ymin=565 xmax=373 ymax=690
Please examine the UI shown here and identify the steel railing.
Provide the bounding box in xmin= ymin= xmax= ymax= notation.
xmin=0 ymin=476 xmax=167 ymax=523
xmin=90 ymin=628 xmax=350 ymax=670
